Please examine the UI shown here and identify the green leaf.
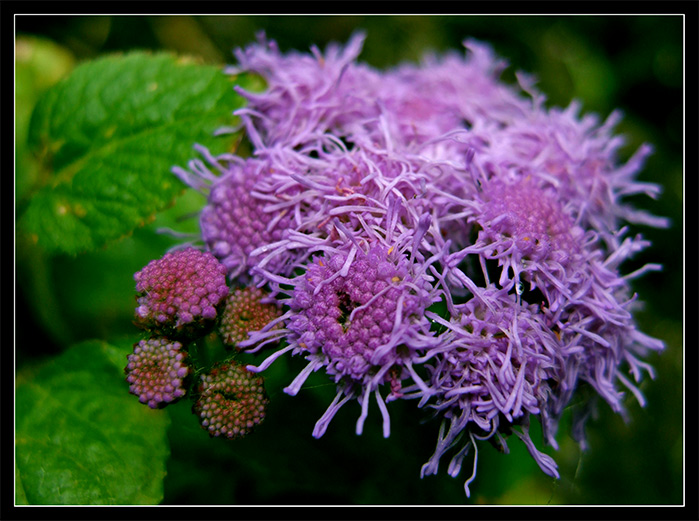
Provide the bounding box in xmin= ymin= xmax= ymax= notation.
xmin=15 ymin=340 xmax=171 ymax=505
xmin=15 ymin=464 xmax=29 ymax=505
xmin=15 ymin=189 xmax=208 ymax=350
xmin=20 ymin=51 xmax=249 ymax=255
xmin=15 ymin=37 xmax=76 ymax=203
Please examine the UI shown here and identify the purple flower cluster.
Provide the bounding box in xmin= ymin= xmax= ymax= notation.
xmin=172 ymin=33 xmax=667 ymax=495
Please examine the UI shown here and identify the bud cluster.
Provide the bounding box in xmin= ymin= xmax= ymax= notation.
xmin=193 ymin=360 xmax=269 ymax=439
xmin=125 ymin=337 xmax=190 ymax=409
xmin=218 ymin=287 xmax=282 ymax=348
xmin=125 ymin=248 xmax=271 ymax=440
xmin=134 ymin=247 xmax=229 ymax=339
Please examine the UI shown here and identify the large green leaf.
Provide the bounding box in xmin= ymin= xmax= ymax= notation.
xmin=15 ymin=340 xmax=171 ymax=505
xmin=15 ymin=36 xmax=76 ymax=203
xmin=19 ymin=51 xmax=248 ymax=255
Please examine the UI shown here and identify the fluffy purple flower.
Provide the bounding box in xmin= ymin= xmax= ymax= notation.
xmin=476 ymin=177 xmax=582 ymax=264
xmin=125 ymin=337 xmax=191 ymax=409
xmin=445 ymin=98 xmax=669 ymax=248
xmin=245 ymin=242 xmax=440 ymax=438
xmin=288 ymin=245 xmax=429 ymax=379
xmin=134 ymin=247 xmax=229 ymax=338
xmin=165 ymin=34 xmax=668 ymax=497
xmin=411 ymin=287 xmax=569 ymax=492
xmin=415 ymin=266 xmax=663 ymax=495
xmin=198 ymin=156 xmax=297 ymax=278
xmin=229 ymin=32 xmax=380 ymax=149
xmin=368 ymin=39 xmax=531 ymax=155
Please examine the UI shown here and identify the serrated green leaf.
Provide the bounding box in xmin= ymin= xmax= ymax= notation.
xmin=15 ymin=341 xmax=171 ymax=505
xmin=19 ymin=51 xmax=249 ymax=255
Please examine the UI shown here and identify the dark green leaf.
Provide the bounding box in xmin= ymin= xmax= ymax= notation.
xmin=20 ymin=52 xmax=249 ymax=255
xmin=15 ymin=340 xmax=171 ymax=505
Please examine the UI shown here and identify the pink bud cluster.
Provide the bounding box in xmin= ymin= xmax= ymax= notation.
xmin=134 ymin=247 xmax=229 ymax=338
xmin=125 ymin=337 xmax=191 ymax=409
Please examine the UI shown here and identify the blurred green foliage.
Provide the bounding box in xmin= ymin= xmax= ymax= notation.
xmin=15 ymin=36 xmax=76 ymax=203
xmin=16 ymin=341 xmax=171 ymax=504
xmin=15 ymin=15 xmax=683 ymax=506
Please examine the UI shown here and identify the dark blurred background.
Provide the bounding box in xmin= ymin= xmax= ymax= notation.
xmin=15 ymin=15 xmax=683 ymax=505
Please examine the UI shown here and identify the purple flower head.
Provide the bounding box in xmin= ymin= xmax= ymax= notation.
xmin=174 ymin=144 xmax=351 ymax=281
xmin=288 ymin=245 xmax=430 ymax=378
xmin=134 ymin=247 xmax=229 ymax=339
xmin=218 ymin=286 xmax=282 ymax=348
xmin=476 ymin=177 xmax=582 ymax=265
xmin=246 ymin=242 xmax=440 ymax=439
xmin=414 ymin=287 xmax=570 ymax=492
xmin=198 ymin=156 xmax=297 ymax=278
xmin=176 ymin=139 xmax=436 ymax=286
xmin=454 ymin=174 xmax=589 ymax=304
xmin=369 ymin=39 xmax=529 ymax=154
xmin=286 ymin=147 xmax=429 ymax=245
xmin=125 ymin=337 xmax=191 ymax=409
xmin=456 ymin=99 xmax=669 ymax=250
xmin=231 ymin=31 xmax=381 ymax=149
xmin=193 ymin=359 xmax=269 ymax=439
